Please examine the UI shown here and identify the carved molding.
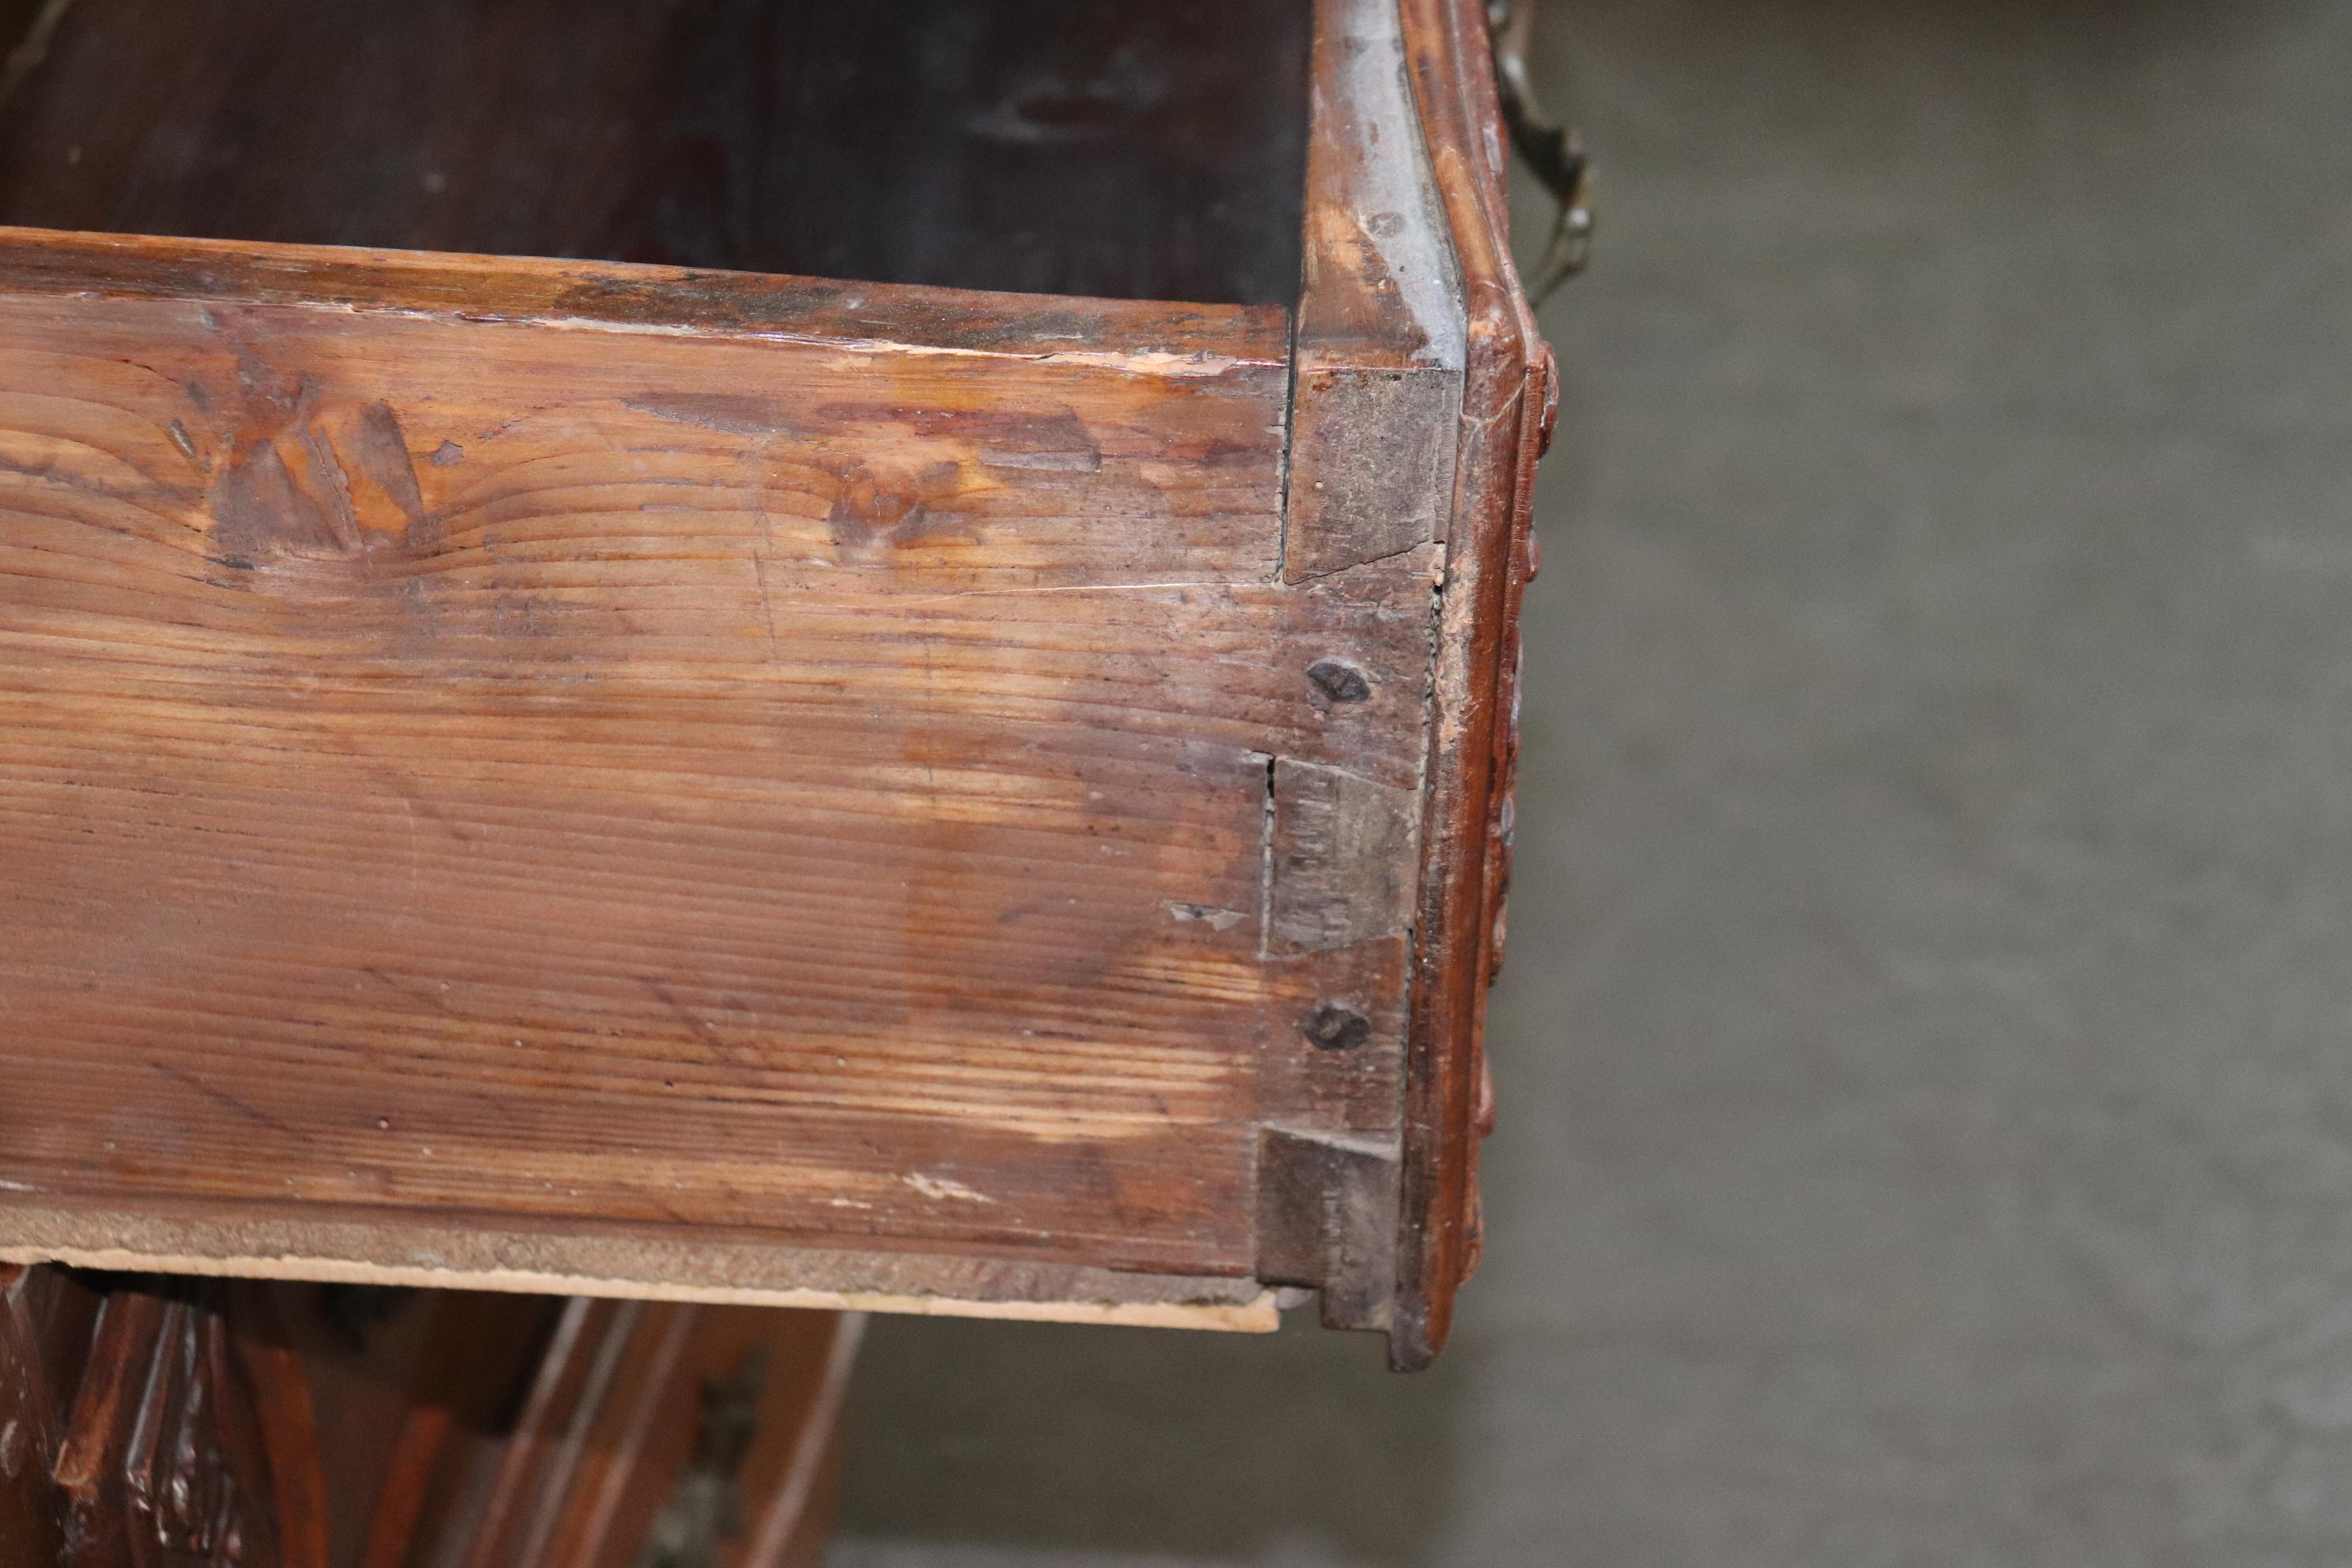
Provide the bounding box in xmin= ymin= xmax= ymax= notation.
xmin=53 ymin=1291 xmax=281 ymax=1568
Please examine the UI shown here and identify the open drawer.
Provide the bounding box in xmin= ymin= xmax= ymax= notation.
xmin=0 ymin=0 xmax=1546 ymax=1368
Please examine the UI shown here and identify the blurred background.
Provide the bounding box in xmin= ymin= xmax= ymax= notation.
xmin=828 ymin=0 xmax=2352 ymax=1562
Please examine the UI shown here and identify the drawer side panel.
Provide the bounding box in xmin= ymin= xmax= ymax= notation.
xmin=0 ymin=241 xmax=1416 ymax=1288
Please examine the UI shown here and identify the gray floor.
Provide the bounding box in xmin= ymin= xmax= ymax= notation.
xmin=827 ymin=2 xmax=2352 ymax=1562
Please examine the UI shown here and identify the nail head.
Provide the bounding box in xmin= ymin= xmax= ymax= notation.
xmin=1304 ymin=1003 xmax=1372 ymax=1052
xmin=1306 ymin=659 xmax=1372 ymax=705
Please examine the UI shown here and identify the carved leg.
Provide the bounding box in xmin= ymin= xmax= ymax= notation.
xmin=0 ymin=1267 xmax=859 ymax=1568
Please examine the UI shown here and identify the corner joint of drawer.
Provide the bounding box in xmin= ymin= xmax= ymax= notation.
xmin=1283 ymin=360 xmax=1462 ymax=582
xmin=1254 ymin=1125 xmax=1401 ymax=1335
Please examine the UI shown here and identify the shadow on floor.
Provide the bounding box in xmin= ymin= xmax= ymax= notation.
xmin=831 ymin=1310 xmax=1479 ymax=1564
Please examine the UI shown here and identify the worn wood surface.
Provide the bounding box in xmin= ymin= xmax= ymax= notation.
xmin=0 ymin=0 xmax=1311 ymax=305
xmin=1284 ymin=0 xmax=1464 ymax=582
xmin=1235 ymin=0 xmax=1467 ymax=1341
xmin=0 ymin=0 xmax=1544 ymax=1363
xmin=0 ymin=227 xmax=1427 ymax=1304
xmin=1385 ymin=0 xmax=1549 ymax=1370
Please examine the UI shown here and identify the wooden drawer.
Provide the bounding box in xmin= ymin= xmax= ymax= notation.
xmin=0 ymin=0 xmax=1547 ymax=1369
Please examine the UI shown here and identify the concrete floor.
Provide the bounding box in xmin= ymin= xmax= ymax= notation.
xmin=828 ymin=2 xmax=2352 ymax=1562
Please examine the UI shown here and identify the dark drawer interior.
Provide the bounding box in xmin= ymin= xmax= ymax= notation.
xmin=0 ymin=0 xmax=1311 ymax=303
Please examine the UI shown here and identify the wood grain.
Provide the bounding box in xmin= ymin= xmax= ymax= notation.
xmin=0 ymin=0 xmax=1547 ymax=1365
xmin=0 ymin=230 xmax=1425 ymax=1297
xmin=1238 ymin=0 xmax=1469 ymax=1340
